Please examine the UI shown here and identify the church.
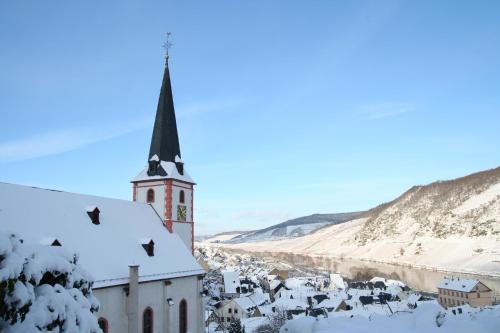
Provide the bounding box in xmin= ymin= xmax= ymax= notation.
xmin=0 ymin=53 xmax=205 ymax=333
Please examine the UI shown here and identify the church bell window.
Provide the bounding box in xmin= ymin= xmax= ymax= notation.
xmin=147 ymin=189 xmax=155 ymax=203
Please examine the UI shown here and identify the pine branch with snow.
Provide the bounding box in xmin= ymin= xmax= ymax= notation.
xmin=0 ymin=232 xmax=101 ymax=333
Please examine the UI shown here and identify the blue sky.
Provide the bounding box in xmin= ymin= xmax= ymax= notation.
xmin=1 ymin=1 xmax=499 ymax=235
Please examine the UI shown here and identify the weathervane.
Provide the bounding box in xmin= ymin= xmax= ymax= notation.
xmin=163 ymin=32 xmax=173 ymax=62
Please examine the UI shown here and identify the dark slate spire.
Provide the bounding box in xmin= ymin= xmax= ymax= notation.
xmin=148 ymin=58 xmax=181 ymax=163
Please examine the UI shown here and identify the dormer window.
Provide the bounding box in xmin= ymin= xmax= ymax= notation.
xmin=147 ymin=189 xmax=155 ymax=203
xmin=148 ymin=161 xmax=158 ymax=174
xmin=86 ymin=206 xmax=100 ymax=225
xmin=140 ymin=238 xmax=155 ymax=257
xmin=179 ymin=190 xmax=185 ymax=204
xmin=175 ymin=155 xmax=184 ymax=175
xmin=148 ymin=155 xmax=160 ymax=175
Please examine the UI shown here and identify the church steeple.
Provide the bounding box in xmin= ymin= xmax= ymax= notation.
xmin=148 ymin=57 xmax=181 ymax=164
xmin=132 ymin=37 xmax=196 ymax=253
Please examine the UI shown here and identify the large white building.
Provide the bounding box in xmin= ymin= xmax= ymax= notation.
xmin=0 ymin=54 xmax=205 ymax=333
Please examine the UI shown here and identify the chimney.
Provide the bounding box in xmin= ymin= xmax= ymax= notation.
xmin=127 ymin=265 xmax=139 ymax=333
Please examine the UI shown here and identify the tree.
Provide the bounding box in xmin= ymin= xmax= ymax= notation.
xmin=0 ymin=232 xmax=101 ymax=333
xmin=228 ymin=318 xmax=245 ymax=333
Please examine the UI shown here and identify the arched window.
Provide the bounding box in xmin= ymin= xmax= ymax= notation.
xmin=179 ymin=299 xmax=187 ymax=333
xmin=146 ymin=189 xmax=155 ymax=203
xmin=98 ymin=317 xmax=108 ymax=333
xmin=143 ymin=307 xmax=153 ymax=333
xmin=179 ymin=190 xmax=185 ymax=204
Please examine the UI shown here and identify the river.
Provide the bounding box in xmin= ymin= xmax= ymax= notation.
xmin=225 ymin=249 xmax=500 ymax=298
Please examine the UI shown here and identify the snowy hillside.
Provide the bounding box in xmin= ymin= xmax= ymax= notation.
xmin=204 ymin=167 xmax=500 ymax=275
xmin=227 ymin=212 xmax=363 ymax=243
xmin=201 ymin=231 xmax=247 ymax=243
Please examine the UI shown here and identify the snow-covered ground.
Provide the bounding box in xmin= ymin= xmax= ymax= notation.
xmin=281 ymin=302 xmax=500 ymax=333
xmin=198 ymin=245 xmax=500 ymax=333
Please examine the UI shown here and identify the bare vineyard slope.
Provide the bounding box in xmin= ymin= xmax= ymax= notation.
xmin=358 ymin=166 xmax=500 ymax=244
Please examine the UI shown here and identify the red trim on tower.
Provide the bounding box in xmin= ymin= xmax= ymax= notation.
xmin=165 ymin=180 xmax=173 ymax=233
xmin=132 ymin=183 xmax=137 ymax=201
xmin=191 ymin=188 xmax=194 ymax=254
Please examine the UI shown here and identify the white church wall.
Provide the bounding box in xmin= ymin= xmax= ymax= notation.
xmin=136 ymin=182 xmax=166 ymax=219
xmin=172 ymin=181 xmax=193 ymax=222
xmin=94 ymin=275 xmax=203 ymax=333
xmin=173 ymin=222 xmax=193 ymax=251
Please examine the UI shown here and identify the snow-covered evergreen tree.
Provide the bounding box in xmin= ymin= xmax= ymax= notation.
xmin=228 ymin=318 xmax=245 ymax=333
xmin=0 ymin=231 xmax=101 ymax=333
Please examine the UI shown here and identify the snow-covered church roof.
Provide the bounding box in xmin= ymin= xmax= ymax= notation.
xmin=0 ymin=182 xmax=205 ymax=288
xmin=132 ymin=160 xmax=194 ymax=183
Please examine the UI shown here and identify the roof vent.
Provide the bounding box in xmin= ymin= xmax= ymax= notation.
xmin=86 ymin=206 xmax=100 ymax=225
xmin=140 ymin=238 xmax=155 ymax=257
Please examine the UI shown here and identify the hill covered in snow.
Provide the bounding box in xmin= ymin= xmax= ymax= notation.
xmin=225 ymin=212 xmax=363 ymax=243
xmin=204 ymin=167 xmax=500 ymax=275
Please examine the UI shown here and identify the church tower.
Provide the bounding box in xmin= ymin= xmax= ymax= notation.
xmin=132 ymin=52 xmax=195 ymax=253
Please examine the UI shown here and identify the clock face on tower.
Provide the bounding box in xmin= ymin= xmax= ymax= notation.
xmin=177 ymin=205 xmax=187 ymax=221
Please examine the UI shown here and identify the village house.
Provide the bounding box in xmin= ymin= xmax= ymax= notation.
xmin=437 ymin=277 xmax=493 ymax=308
xmin=313 ymin=297 xmax=348 ymax=313
xmin=222 ymin=271 xmax=242 ymax=298
xmin=217 ymin=297 xmax=261 ymax=323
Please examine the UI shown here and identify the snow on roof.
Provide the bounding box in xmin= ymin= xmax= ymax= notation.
xmin=139 ymin=238 xmax=153 ymax=244
xmin=149 ymin=154 xmax=159 ymax=162
xmin=270 ymin=279 xmax=282 ymax=290
xmin=241 ymin=317 xmax=270 ymax=332
xmin=0 ymin=182 xmax=204 ymax=288
xmin=40 ymin=237 xmax=59 ymax=246
xmin=248 ymin=290 xmax=270 ymax=306
xmin=370 ymin=277 xmax=386 ymax=283
xmin=85 ymin=205 xmax=98 ymax=212
xmin=406 ymin=293 xmax=422 ymax=305
xmin=233 ymin=296 xmax=257 ymax=311
xmin=386 ymin=279 xmax=406 ymax=287
xmin=174 ymin=155 xmax=182 ymax=163
xmin=329 ymin=273 xmax=346 ymax=290
xmin=285 ymin=278 xmax=305 ymax=289
xmin=314 ymin=297 xmax=344 ymax=310
xmin=132 ymin=160 xmax=195 ymax=183
xmin=272 ymin=297 xmax=308 ymax=310
xmin=223 ymin=271 xmax=241 ymax=294
xmin=437 ymin=277 xmax=480 ymax=292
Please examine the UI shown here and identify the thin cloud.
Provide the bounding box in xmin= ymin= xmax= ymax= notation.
xmin=363 ymin=102 xmax=415 ymax=119
xmin=0 ymin=118 xmax=149 ymax=163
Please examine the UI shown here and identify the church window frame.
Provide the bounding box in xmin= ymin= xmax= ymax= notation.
xmin=98 ymin=317 xmax=109 ymax=333
xmin=179 ymin=299 xmax=188 ymax=333
xmin=147 ymin=189 xmax=155 ymax=203
xmin=143 ymin=307 xmax=153 ymax=333
xmin=179 ymin=190 xmax=185 ymax=204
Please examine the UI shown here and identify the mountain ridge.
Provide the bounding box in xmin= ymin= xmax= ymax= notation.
xmin=200 ymin=166 xmax=500 ymax=275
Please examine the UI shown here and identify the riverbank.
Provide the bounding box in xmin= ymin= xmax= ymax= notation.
xmin=198 ymin=242 xmax=500 ymax=297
